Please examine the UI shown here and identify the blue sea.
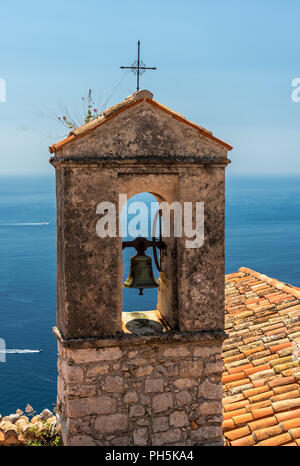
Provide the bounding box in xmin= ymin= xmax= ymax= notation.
xmin=0 ymin=174 xmax=299 ymax=415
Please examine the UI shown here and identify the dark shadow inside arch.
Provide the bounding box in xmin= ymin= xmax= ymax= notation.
xmin=125 ymin=319 xmax=164 ymax=335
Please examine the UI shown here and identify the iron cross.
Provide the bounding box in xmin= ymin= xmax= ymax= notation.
xmin=120 ymin=40 xmax=157 ymax=92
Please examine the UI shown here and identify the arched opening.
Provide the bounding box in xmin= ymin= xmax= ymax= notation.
xmin=120 ymin=192 xmax=171 ymax=336
xmin=121 ymin=192 xmax=160 ymax=313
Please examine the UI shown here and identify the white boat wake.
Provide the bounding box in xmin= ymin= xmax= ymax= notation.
xmin=0 ymin=349 xmax=42 ymax=354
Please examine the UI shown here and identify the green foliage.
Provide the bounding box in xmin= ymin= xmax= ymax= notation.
xmin=57 ymin=89 xmax=99 ymax=130
xmin=24 ymin=421 xmax=62 ymax=447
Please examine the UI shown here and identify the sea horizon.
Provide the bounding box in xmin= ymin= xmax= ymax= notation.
xmin=0 ymin=173 xmax=299 ymax=415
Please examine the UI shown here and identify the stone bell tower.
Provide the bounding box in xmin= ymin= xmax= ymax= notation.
xmin=49 ymin=90 xmax=232 ymax=446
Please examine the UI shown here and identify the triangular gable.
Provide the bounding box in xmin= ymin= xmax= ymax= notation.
xmin=49 ymin=90 xmax=232 ymax=154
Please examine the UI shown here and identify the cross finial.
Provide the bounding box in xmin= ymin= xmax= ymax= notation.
xmin=120 ymin=40 xmax=157 ymax=92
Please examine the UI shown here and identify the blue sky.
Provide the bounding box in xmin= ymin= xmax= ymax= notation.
xmin=0 ymin=0 xmax=299 ymax=174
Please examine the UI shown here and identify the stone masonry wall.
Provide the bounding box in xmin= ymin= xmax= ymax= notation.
xmin=57 ymin=336 xmax=224 ymax=446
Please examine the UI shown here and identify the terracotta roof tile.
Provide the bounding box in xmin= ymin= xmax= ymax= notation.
xmin=223 ymin=267 xmax=300 ymax=446
xmin=254 ymin=424 xmax=283 ymax=441
xmin=275 ymin=408 xmax=300 ymax=423
xmin=232 ymin=412 xmax=254 ymax=426
xmin=247 ymin=416 xmax=278 ymax=432
xmin=281 ymin=417 xmax=300 ymax=430
xmin=256 ymin=432 xmax=292 ymax=446
xmin=223 ymin=408 xmax=247 ymax=420
xmin=231 ymin=435 xmax=256 ymax=446
xmin=49 ymin=90 xmax=233 ymax=154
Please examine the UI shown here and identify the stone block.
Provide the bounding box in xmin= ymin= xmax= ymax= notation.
xmin=175 ymin=391 xmax=192 ymax=406
xmin=124 ymin=391 xmax=139 ymax=404
xmin=205 ymin=360 xmax=223 ymax=374
xmin=67 ymin=383 xmax=97 ymax=398
xmin=153 ymin=428 xmax=182 ymax=446
xmin=152 ymin=393 xmax=174 ymax=413
xmin=129 ymin=405 xmax=145 ymax=417
xmin=86 ymin=364 xmax=110 ymax=379
xmin=170 ymin=411 xmax=189 ymax=428
xmin=145 ymin=378 xmax=164 ymax=393
xmin=67 ymin=395 xmax=116 ymax=418
xmin=179 ymin=360 xmax=203 ymax=378
xmin=104 ymin=376 xmax=124 ymax=393
xmin=136 ymin=365 xmax=153 ymax=377
xmin=196 ymin=401 xmax=221 ymax=417
xmin=174 ymin=378 xmax=198 ymax=389
xmin=190 ymin=425 xmax=223 ymax=442
xmin=198 ymin=379 xmax=222 ymax=400
xmin=70 ymin=435 xmax=98 ymax=446
xmin=67 ymin=347 xmax=122 ymax=364
xmin=163 ymin=346 xmax=190 ymax=358
xmin=194 ymin=346 xmax=220 ymax=358
xmin=62 ymin=363 xmax=84 ymax=383
xmin=133 ymin=427 xmax=148 ymax=446
xmin=94 ymin=414 xmax=128 ymax=434
xmin=152 ymin=416 xmax=169 ymax=433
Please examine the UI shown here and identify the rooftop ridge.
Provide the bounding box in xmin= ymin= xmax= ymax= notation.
xmin=49 ymin=90 xmax=233 ymax=154
xmin=239 ymin=267 xmax=300 ymax=300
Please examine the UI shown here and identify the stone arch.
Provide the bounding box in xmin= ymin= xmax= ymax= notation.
xmin=118 ymin=175 xmax=180 ymax=329
xmin=121 ymin=191 xmax=160 ymax=315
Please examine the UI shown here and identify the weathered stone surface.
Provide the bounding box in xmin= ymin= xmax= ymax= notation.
xmin=152 ymin=393 xmax=174 ymax=413
xmin=70 ymin=435 xmax=98 ymax=446
xmin=152 ymin=416 xmax=169 ymax=433
xmin=39 ymin=409 xmax=53 ymax=421
xmin=62 ymin=363 xmax=84 ymax=383
xmin=153 ymin=428 xmax=182 ymax=446
xmin=170 ymin=411 xmax=189 ymax=428
xmin=129 ymin=405 xmax=145 ymax=417
xmin=133 ymin=427 xmax=148 ymax=446
xmin=94 ymin=414 xmax=128 ymax=434
xmin=86 ymin=364 xmax=110 ymax=379
xmin=205 ymin=360 xmax=223 ymax=374
xmin=179 ymin=360 xmax=203 ymax=378
xmin=190 ymin=425 xmax=223 ymax=442
xmin=124 ymin=391 xmax=139 ymax=404
xmin=9 ymin=414 xmax=20 ymax=424
xmin=67 ymin=396 xmax=116 ymax=418
xmin=175 ymin=391 xmax=192 ymax=406
xmin=104 ymin=376 xmax=124 ymax=393
xmin=173 ymin=378 xmax=198 ymax=389
xmin=198 ymin=379 xmax=223 ymax=400
xmin=136 ymin=365 xmax=153 ymax=377
xmin=145 ymin=378 xmax=164 ymax=393
xmin=163 ymin=346 xmax=190 ymax=358
xmin=194 ymin=346 xmax=221 ymax=358
xmin=196 ymin=401 xmax=221 ymax=417
xmin=67 ymin=383 xmax=97 ymax=398
xmin=67 ymin=347 xmax=122 ymax=364
xmin=111 ymin=435 xmax=131 ymax=446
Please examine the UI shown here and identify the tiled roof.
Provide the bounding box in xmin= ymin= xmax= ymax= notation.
xmin=223 ymin=267 xmax=300 ymax=446
xmin=49 ymin=89 xmax=233 ymax=153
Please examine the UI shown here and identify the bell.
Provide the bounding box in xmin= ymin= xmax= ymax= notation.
xmin=123 ymin=252 xmax=159 ymax=295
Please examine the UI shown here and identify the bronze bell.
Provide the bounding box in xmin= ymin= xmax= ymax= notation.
xmin=123 ymin=252 xmax=159 ymax=295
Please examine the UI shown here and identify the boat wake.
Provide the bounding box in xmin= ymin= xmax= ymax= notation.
xmin=0 ymin=349 xmax=42 ymax=354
